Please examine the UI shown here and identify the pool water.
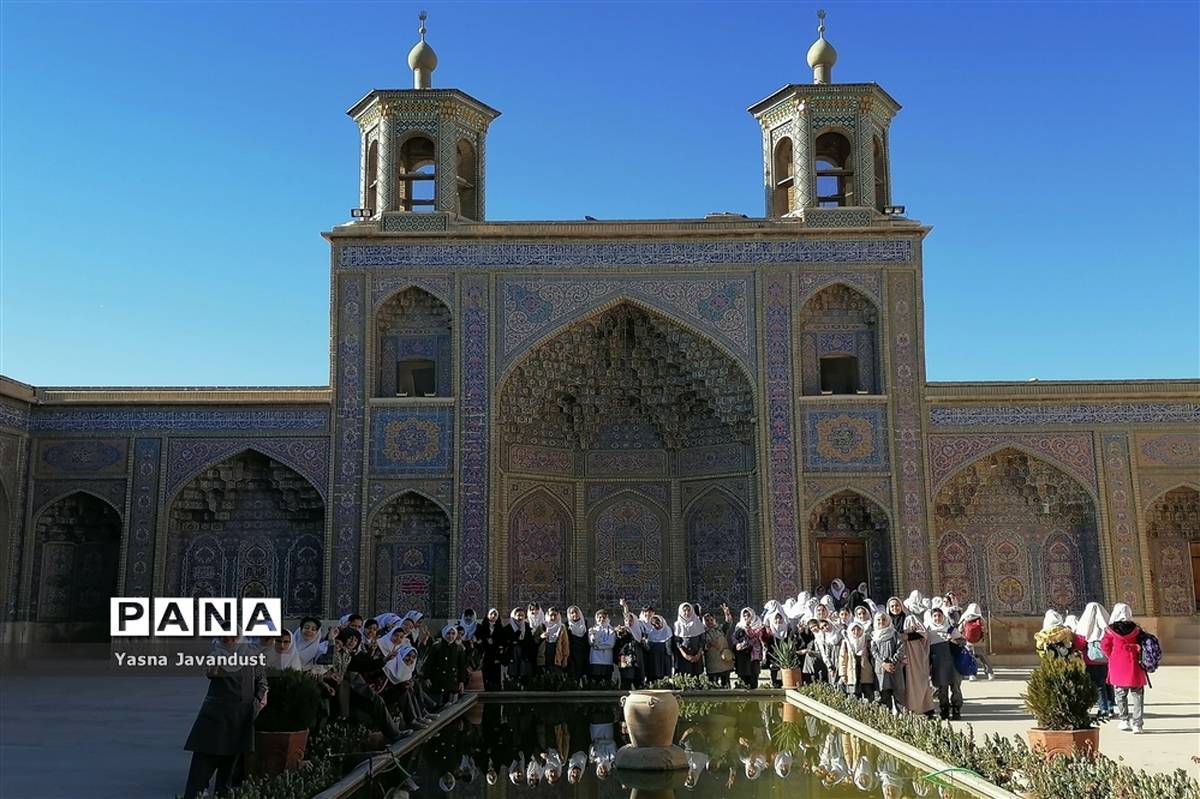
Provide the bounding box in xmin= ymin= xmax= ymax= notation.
xmin=351 ymin=698 xmax=975 ymax=798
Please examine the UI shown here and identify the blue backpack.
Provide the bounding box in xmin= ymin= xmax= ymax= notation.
xmin=953 ymin=643 xmax=979 ymax=677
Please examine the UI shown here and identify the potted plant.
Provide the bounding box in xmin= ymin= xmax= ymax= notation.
xmin=251 ymin=669 xmax=324 ymax=775
xmin=1021 ymin=656 xmax=1099 ymax=758
xmin=465 ymin=644 xmax=485 ymax=692
xmin=771 ymin=638 xmax=804 ymax=689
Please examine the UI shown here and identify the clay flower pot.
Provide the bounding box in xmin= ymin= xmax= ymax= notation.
xmin=250 ymin=729 xmax=309 ymax=775
xmin=1026 ymin=727 xmax=1099 ymax=758
xmin=780 ymin=668 xmax=803 ymax=689
xmin=465 ymin=668 xmax=485 ymax=692
xmin=621 ymin=690 xmax=680 ymax=748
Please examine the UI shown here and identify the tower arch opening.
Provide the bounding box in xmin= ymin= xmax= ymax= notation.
xmin=772 ymin=136 xmax=794 ymax=217
xmin=799 ymin=283 xmax=880 ymax=396
xmin=374 ymin=287 xmax=452 ymax=399
xmin=398 ymin=135 xmax=436 ymax=212
xmin=808 ymin=490 xmax=892 ymax=600
xmin=815 ymin=131 xmax=854 ymax=207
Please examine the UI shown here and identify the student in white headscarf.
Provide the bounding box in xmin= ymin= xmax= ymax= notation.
xmin=729 ymin=607 xmax=764 ymax=689
xmin=926 ymin=608 xmax=963 ymax=720
xmin=263 ymin=629 xmax=302 ymax=672
xmin=900 ymin=616 xmax=935 ymax=716
xmin=903 ymin=590 xmax=925 ymax=616
xmin=507 ymin=607 xmax=532 ymax=683
xmin=869 ymin=612 xmax=905 ymax=714
xmin=1034 ymin=609 xmax=1074 ymax=660
xmin=959 ymin=602 xmax=994 ymax=680
xmin=829 ymin=578 xmax=848 ymax=608
xmin=381 ymin=644 xmax=426 ymax=731
xmin=1074 ymin=602 xmax=1114 ymax=718
xmin=291 ymin=616 xmax=328 ymax=670
xmin=540 ymin=607 xmax=570 ymax=675
xmin=644 ymin=613 xmax=674 ymax=682
xmin=565 ymin=606 xmax=591 ymax=686
xmin=837 ymin=621 xmax=875 ymax=700
xmin=588 ymin=609 xmax=616 ymax=687
xmin=675 ymin=602 xmax=707 ymax=676
xmin=1100 ymin=602 xmax=1149 ymax=732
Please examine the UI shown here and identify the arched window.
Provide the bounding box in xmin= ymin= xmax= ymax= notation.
xmin=398 ymin=135 xmax=436 ymax=212
xmin=772 ymin=137 xmax=794 ymax=217
xmin=799 ymin=284 xmax=880 ymax=395
xmin=365 ymin=139 xmax=379 ymax=214
xmin=456 ymin=139 xmax=478 ymax=220
xmin=375 ymin=287 xmax=452 ymax=398
xmin=873 ymin=135 xmax=888 ymax=211
xmin=815 ymin=131 xmax=854 ymax=207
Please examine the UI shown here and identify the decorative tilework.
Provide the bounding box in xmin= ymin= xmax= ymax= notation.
xmin=586 ymin=482 xmax=669 ymax=509
xmin=927 ymin=433 xmax=1097 ymax=493
xmin=584 ymin=450 xmax=668 ymax=477
xmin=803 ymin=408 xmax=889 ymax=472
xmin=31 ymin=406 xmax=328 ymax=433
xmin=929 ymin=403 xmax=1200 ymax=428
xmin=508 ymin=479 xmax=573 ymax=508
xmin=1136 ymin=431 xmax=1200 ymax=467
xmin=803 ymin=476 xmax=891 ymax=508
xmin=339 ymin=239 xmax=914 ymax=269
xmin=457 ymin=275 xmax=489 ymax=610
xmin=800 ymin=208 xmax=874 ymax=228
xmin=685 ymin=488 xmax=750 ymax=611
xmin=507 ymin=444 xmax=574 ymax=476
xmin=590 ymin=493 xmax=666 ymax=609
xmin=381 ymin=213 xmax=449 ymax=233
xmin=32 ymin=479 xmax=126 ymax=518
xmin=368 ymin=480 xmax=453 ymax=515
xmin=681 ymin=477 xmax=751 ymax=510
xmin=764 ymin=274 xmax=800 ymax=595
xmin=369 ymin=408 xmax=453 ymax=476
xmin=37 ymin=439 xmax=127 ymax=476
xmin=124 ymin=438 xmax=160 ymax=595
xmin=888 ymin=272 xmax=930 ymax=590
xmin=508 ymin=489 xmax=571 ymax=608
xmin=332 ymin=275 xmax=366 ymax=614
xmin=165 ymin=437 xmax=330 ymax=499
xmin=677 ymin=443 xmax=753 ymax=477
xmin=370 ymin=275 xmax=454 ymax=310
xmin=498 ymin=275 xmax=756 ymax=375
xmin=0 ymin=399 xmax=31 ymax=431
xmin=1139 ymin=474 xmax=1200 ymax=509
xmin=1101 ymin=433 xmax=1144 ymax=612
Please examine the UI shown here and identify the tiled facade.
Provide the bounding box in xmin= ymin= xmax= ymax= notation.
xmin=1 ymin=60 xmax=1197 ymax=644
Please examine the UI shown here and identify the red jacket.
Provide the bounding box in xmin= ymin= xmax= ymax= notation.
xmin=1099 ymin=625 xmax=1147 ymax=688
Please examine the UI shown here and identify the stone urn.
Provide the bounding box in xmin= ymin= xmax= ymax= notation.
xmin=621 ymin=690 xmax=680 ymax=748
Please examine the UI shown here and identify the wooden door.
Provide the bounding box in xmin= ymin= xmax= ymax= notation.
xmin=817 ymin=539 xmax=868 ymax=593
xmin=1191 ymin=541 xmax=1200 ymax=612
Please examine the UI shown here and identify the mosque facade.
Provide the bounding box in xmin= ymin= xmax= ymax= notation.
xmin=1 ymin=18 xmax=1197 ymax=652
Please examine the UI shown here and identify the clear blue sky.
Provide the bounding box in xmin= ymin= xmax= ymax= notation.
xmin=1 ymin=1 xmax=1197 ymax=386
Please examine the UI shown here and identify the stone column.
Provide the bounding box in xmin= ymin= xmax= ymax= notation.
xmin=794 ymin=103 xmax=817 ymax=209
xmin=376 ymin=107 xmax=394 ymax=214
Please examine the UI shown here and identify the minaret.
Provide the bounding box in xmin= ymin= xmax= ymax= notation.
xmin=748 ymin=11 xmax=900 ymax=219
xmin=346 ymin=12 xmax=500 ymax=224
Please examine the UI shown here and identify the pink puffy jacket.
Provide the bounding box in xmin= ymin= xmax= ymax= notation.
xmin=1099 ymin=625 xmax=1147 ymax=689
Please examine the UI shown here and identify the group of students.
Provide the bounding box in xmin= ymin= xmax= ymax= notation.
xmin=1035 ymin=601 xmax=1158 ymax=733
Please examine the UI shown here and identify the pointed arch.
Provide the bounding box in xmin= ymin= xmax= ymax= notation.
xmin=684 ymin=485 xmax=751 ymax=611
xmin=933 ymin=447 xmax=1101 ymax=616
xmin=798 ymin=282 xmax=880 ymax=395
xmin=1145 ymin=485 xmax=1199 ymax=615
xmin=931 ymin=439 xmax=1099 ymax=502
xmin=166 ymin=449 xmax=325 ymax=616
xmin=588 ymin=490 xmax=668 ymax=610
xmin=31 ymin=491 xmax=122 ymax=627
xmin=806 ymin=489 xmax=893 ymax=600
xmin=374 ymin=285 xmax=452 ymax=399
xmin=369 ymin=490 xmax=452 ymax=618
xmin=508 ymin=487 xmax=573 ymax=608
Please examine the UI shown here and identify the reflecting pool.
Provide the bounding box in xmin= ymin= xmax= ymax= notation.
xmin=350 ymin=699 xmax=977 ymax=798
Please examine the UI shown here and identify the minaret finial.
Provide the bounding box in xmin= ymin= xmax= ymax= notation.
xmin=807 ymin=8 xmax=837 ymax=84
xmin=408 ymin=9 xmax=438 ymax=89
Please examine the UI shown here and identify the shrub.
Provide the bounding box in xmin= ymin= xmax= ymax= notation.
xmin=1021 ymin=657 xmax=1097 ymax=730
xmin=255 ymin=670 xmax=324 ymax=733
xmin=770 ymin=637 xmax=803 ymax=670
xmin=646 ymin=673 xmax=719 ymax=691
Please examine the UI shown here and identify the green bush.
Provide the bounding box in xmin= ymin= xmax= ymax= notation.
xmin=1021 ymin=656 xmax=1097 ymax=730
xmin=798 ymin=682 xmax=1200 ymax=799
xmin=255 ymin=670 xmax=324 ymax=733
xmin=646 ymin=673 xmax=720 ymax=691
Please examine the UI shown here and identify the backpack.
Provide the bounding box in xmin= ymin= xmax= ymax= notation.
xmin=1086 ymin=640 xmax=1107 ymax=664
xmin=963 ymin=618 xmax=984 ymax=644
xmin=952 ymin=642 xmax=979 ymax=677
xmin=1137 ymin=631 xmax=1162 ymax=673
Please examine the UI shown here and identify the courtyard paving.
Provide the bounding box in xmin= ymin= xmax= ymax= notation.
xmin=952 ymin=665 xmax=1200 ymax=781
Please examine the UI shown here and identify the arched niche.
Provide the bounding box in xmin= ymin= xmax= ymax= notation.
xmin=32 ymin=491 xmax=121 ymax=626
xmin=807 ymin=489 xmax=893 ymax=601
xmin=798 ymin=283 xmax=880 ymax=396
xmin=508 ymin=488 xmax=572 ymax=609
xmin=684 ymin=487 xmax=751 ymax=611
xmin=375 ymin=286 xmax=452 ymax=399
xmin=370 ymin=491 xmax=451 ymax=618
xmin=934 ymin=448 xmax=1102 ymax=615
xmin=589 ymin=492 xmax=668 ymax=611
xmin=167 ymin=450 xmax=324 ymax=616
xmin=1146 ymin=486 xmax=1199 ymax=615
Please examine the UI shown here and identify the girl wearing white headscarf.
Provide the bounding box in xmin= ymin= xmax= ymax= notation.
xmin=829 ymin=578 xmax=848 ymax=608
xmin=959 ymin=602 xmax=993 ymax=680
xmin=869 ymin=612 xmax=905 ymax=714
xmin=813 ymin=618 xmax=842 ymax=687
xmin=540 ymin=607 xmax=570 ymax=674
xmin=674 ymin=602 xmax=706 ymax=677
xmin=1100 ymin=602 xmax=1148 ymax=733
xmin=644 ymin=613 xmax=674 ymax=682
xmin=263 ymin=630 xmax=302 ymax=671
xmin=837 ymin=621 xmax=875 ymax=700
xmin=926 ymin=608 xmax=963 ymax=719
xmin=479 ymin=608 xmax=506 ymax=690
xmin=292 ymin=616 xmax=327 ymax=670
xmin=1034 ymin=609 xmax=1074 ymax=660
xmin=903 ymin=590 xmax=925 ymax=616
xmin=588 ymin=609 xmax=616 ymax=687
xmin=730 ymin=607 xmax=764 ymax=688
xmin=565 ymin=606 xmax=591 ymax=686
xmin=761 ymin=609 xmax=793 ymax=687
xmin=507 ymin=608 xmax=532 ymax=683
xmin=1075 ymin=602 xmax=1114 ymax=718
xmin=381 ymin=644 xmax=427 ymax=730
xmin=424 ymin=624 xmax=466 ymax=705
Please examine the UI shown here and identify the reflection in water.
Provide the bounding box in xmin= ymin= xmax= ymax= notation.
xmin=356 ymin=699 xmax=971 ymax=798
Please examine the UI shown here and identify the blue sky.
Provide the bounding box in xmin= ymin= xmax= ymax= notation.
xmin=1 ymin=1 xmax=1196 ymax=386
